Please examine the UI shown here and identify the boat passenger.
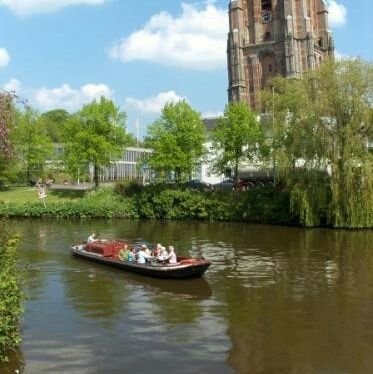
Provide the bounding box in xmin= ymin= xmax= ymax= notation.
xmin=167 ymin=246 xmax=177 ymax=264
xmin=137 ymin=247 xmax=151 ymax=264
xmin=127 ymin=248 xmax=135 ymax=262
xmin=158 ymin=246 xmax=168 ymax=262
xmin=118 ymin=245 xmax=129 ymax=261
xmin=152 ymin=243 xmax=162 ymax=257
xmin=87 ymin=232 xmax=97 ymax=243
xmin=142 ymin=244 xmax=151 ymax=256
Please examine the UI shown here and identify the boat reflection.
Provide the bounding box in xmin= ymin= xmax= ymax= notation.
xmin=121 ymin=272 xmax=213 ymax=300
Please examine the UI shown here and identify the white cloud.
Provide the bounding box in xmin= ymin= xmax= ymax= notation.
xmin=327 ymin=1 xmax=347 ymax=28
xmin=0 ymin=48 xmax=10 ymax=68
xmin=33 ymin=83 xmax=113 ymax=111
xmin=0 ymin=0 xmax=106 ymax=16
xmin=125 ymin=91 xmax=187 ymax=114
xmin=110 ymin=2 xmax=228 ymax=70
xmin=1 ymin=80 xmax=114 ymax=111
xmin=3 ymin=78 xmax=21 ymax=92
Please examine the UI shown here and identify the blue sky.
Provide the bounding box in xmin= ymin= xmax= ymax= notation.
xmin=0 ymin=0 xmax=372 ymax=137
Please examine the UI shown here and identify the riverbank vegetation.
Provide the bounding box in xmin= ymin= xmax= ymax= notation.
xmin=0 ymin=224 xmax=22 ymax=363
xmin=0 ymin=183 xmax=293 ymax=224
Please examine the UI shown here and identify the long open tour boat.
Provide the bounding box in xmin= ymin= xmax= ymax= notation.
xmin=71 ymin=240 xmax=211 ymax=279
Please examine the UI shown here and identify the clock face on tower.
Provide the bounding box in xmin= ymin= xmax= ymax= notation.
xmin=262 ymin=10 xmax=272 ymax=23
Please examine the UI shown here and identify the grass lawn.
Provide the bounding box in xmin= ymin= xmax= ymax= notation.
xmin=0 ymin=187 xmax=86 ymax=204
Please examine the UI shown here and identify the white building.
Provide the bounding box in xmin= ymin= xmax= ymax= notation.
xmin=98 ymin=147 xmax=153 ymax=183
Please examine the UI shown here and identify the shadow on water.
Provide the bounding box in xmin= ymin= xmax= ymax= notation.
xmin=70 ymin=254 xmax=212 ymax=301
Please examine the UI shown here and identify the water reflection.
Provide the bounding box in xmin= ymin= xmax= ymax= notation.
xmin=125 ymin=273 xmax=212 ymax=300
xmin=5 ymin=219 xmax=373 ymax=374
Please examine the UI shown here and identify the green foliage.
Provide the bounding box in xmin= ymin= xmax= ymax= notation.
xmin=0 ymin=224 xmax=22 ymax=362
xmin=63 ymin=97 xmax=131 ymax=187
xmin=0 ymin=92 xmax=16 ymax=187
xmin=114 ymin=180 xmax=143 ymax=197
xmin=0 ymin=184 xmax=291 ymax=224
xmin=146 ymin=101 xmax=206 ymax=182
xmin=212 ymin=102 xmax=265 ymax=185
xmin=12 ymin=108 xmax=53 ymax=182
xmin=40 ymin=109 xmax=70 ymax=143
xmin=126 ymin=184 xmax=291 ymax=223
xmin=0 ymin=187 xmax=136 ymax=219
xmin=264 ymin=59 xmax=373 ymax=228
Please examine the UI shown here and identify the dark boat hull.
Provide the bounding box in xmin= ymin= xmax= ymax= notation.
xmin=71 ymin=245 xmax=211 ymax=279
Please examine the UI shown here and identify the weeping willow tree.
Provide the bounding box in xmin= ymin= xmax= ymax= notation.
xmin=263 ymin=59 xmax=373 ymax=228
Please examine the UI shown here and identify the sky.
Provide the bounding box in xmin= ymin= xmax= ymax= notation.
xmin=0 ymin=0 xmax=372 ymax=138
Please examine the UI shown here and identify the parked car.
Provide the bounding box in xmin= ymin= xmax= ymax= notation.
xmin=236 ymin=179 xmax=255 ymax=191
xmin=182 ymin=179 xmax=211 ymax=191
xmin=212 ymin=179 xmax=235 ymax=191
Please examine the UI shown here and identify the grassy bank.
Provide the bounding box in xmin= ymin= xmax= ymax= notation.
xmin=0 ymin=186 xmax=135 ymax=219
xmin=0 ymin=183 xmax=295 ymax=225
xmin=0 ymin=186 xmax=85 ymax=204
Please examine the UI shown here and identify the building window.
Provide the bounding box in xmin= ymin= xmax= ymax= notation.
xmin=264 ymin=31 xmax=271 ymax=41
xmin=261 ymin=0 xmax=272 ymax=22
xmin=261 ymin=0 xmax=272 ymax=11
xmin=268 ymin=64 xmax=273 ymax=72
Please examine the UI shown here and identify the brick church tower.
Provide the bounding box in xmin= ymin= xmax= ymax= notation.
xmin=227 ymin=0 xmax=334 ymax=110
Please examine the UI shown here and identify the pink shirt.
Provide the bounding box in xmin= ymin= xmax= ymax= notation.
xmin=168 ymin=251 xmax=177 ymax=264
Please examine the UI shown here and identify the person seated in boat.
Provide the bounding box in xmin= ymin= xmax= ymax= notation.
xmin=158 ymin=246 xmax=168 ymax=262
xmin=142 ymin=244 xmax=151 ymax=257
xmin=152 ymin=243 xmax=162 ymax=257
xmin=167 ymin=246 xmax=177 ymax=264
xmin=118 ymin=244 xmax=129 ymax=261
xmin=127 ymin=247 xmax=135 ymax=262
xmin=87 ymin=232 xmax=97 ymax=243
xmin=137 ymin=246 xmax=151 ymax=264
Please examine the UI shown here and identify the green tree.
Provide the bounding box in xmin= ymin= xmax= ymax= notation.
xmin=63 ymin=97 xmax=130 ymax=187
xmin=211 ymin=102 xmax=265 ymax=186
xmin=0 ymin=92 xmax=15 ymax=188
xmin=146 ymin=101 xmax=205 ymax=182
xmin=12 ymin=108 xmax=53 ymax=183
xmin=40 ymin=109 xmax=70 ymax=143
xmin=264 ymin=59 xmax=373 ymax=228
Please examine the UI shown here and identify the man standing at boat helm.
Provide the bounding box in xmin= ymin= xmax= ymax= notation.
xmin=87 ymin=232 xmax=97 ymax=243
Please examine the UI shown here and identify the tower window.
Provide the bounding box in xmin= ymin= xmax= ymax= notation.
xmin=268 ymin=64 xmax=273 ymax=72
xmin=264 ymin=32 xmax=272 ymax=41
xmin=261 ymin=0 xmax=272 ymax=11
xmin=261 ymin=0 xmax=272 ymax=23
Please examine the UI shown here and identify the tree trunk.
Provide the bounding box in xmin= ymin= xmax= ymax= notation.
xmin=94 ymin=164 xmax=100 ymax=188
xmin=234 ymin=158 xmax=239 ymax=189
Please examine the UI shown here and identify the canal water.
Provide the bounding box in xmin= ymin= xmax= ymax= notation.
xmin=2 ymin=219 xmax=373 ymax=374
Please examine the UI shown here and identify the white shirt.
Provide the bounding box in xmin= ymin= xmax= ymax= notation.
xmin=137 ymin=250 xmax=149 ymax=264
xmin=168 ymin=251 xmax=177 ymax=264
xmin=87 ymin=235 xmax=96 ymax=243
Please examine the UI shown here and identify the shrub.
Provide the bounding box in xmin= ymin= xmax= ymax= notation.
xmin=114 ymin=181 xmax=143 ymax=197
xmin=0 ymin=223 xmax=22 ymax=362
